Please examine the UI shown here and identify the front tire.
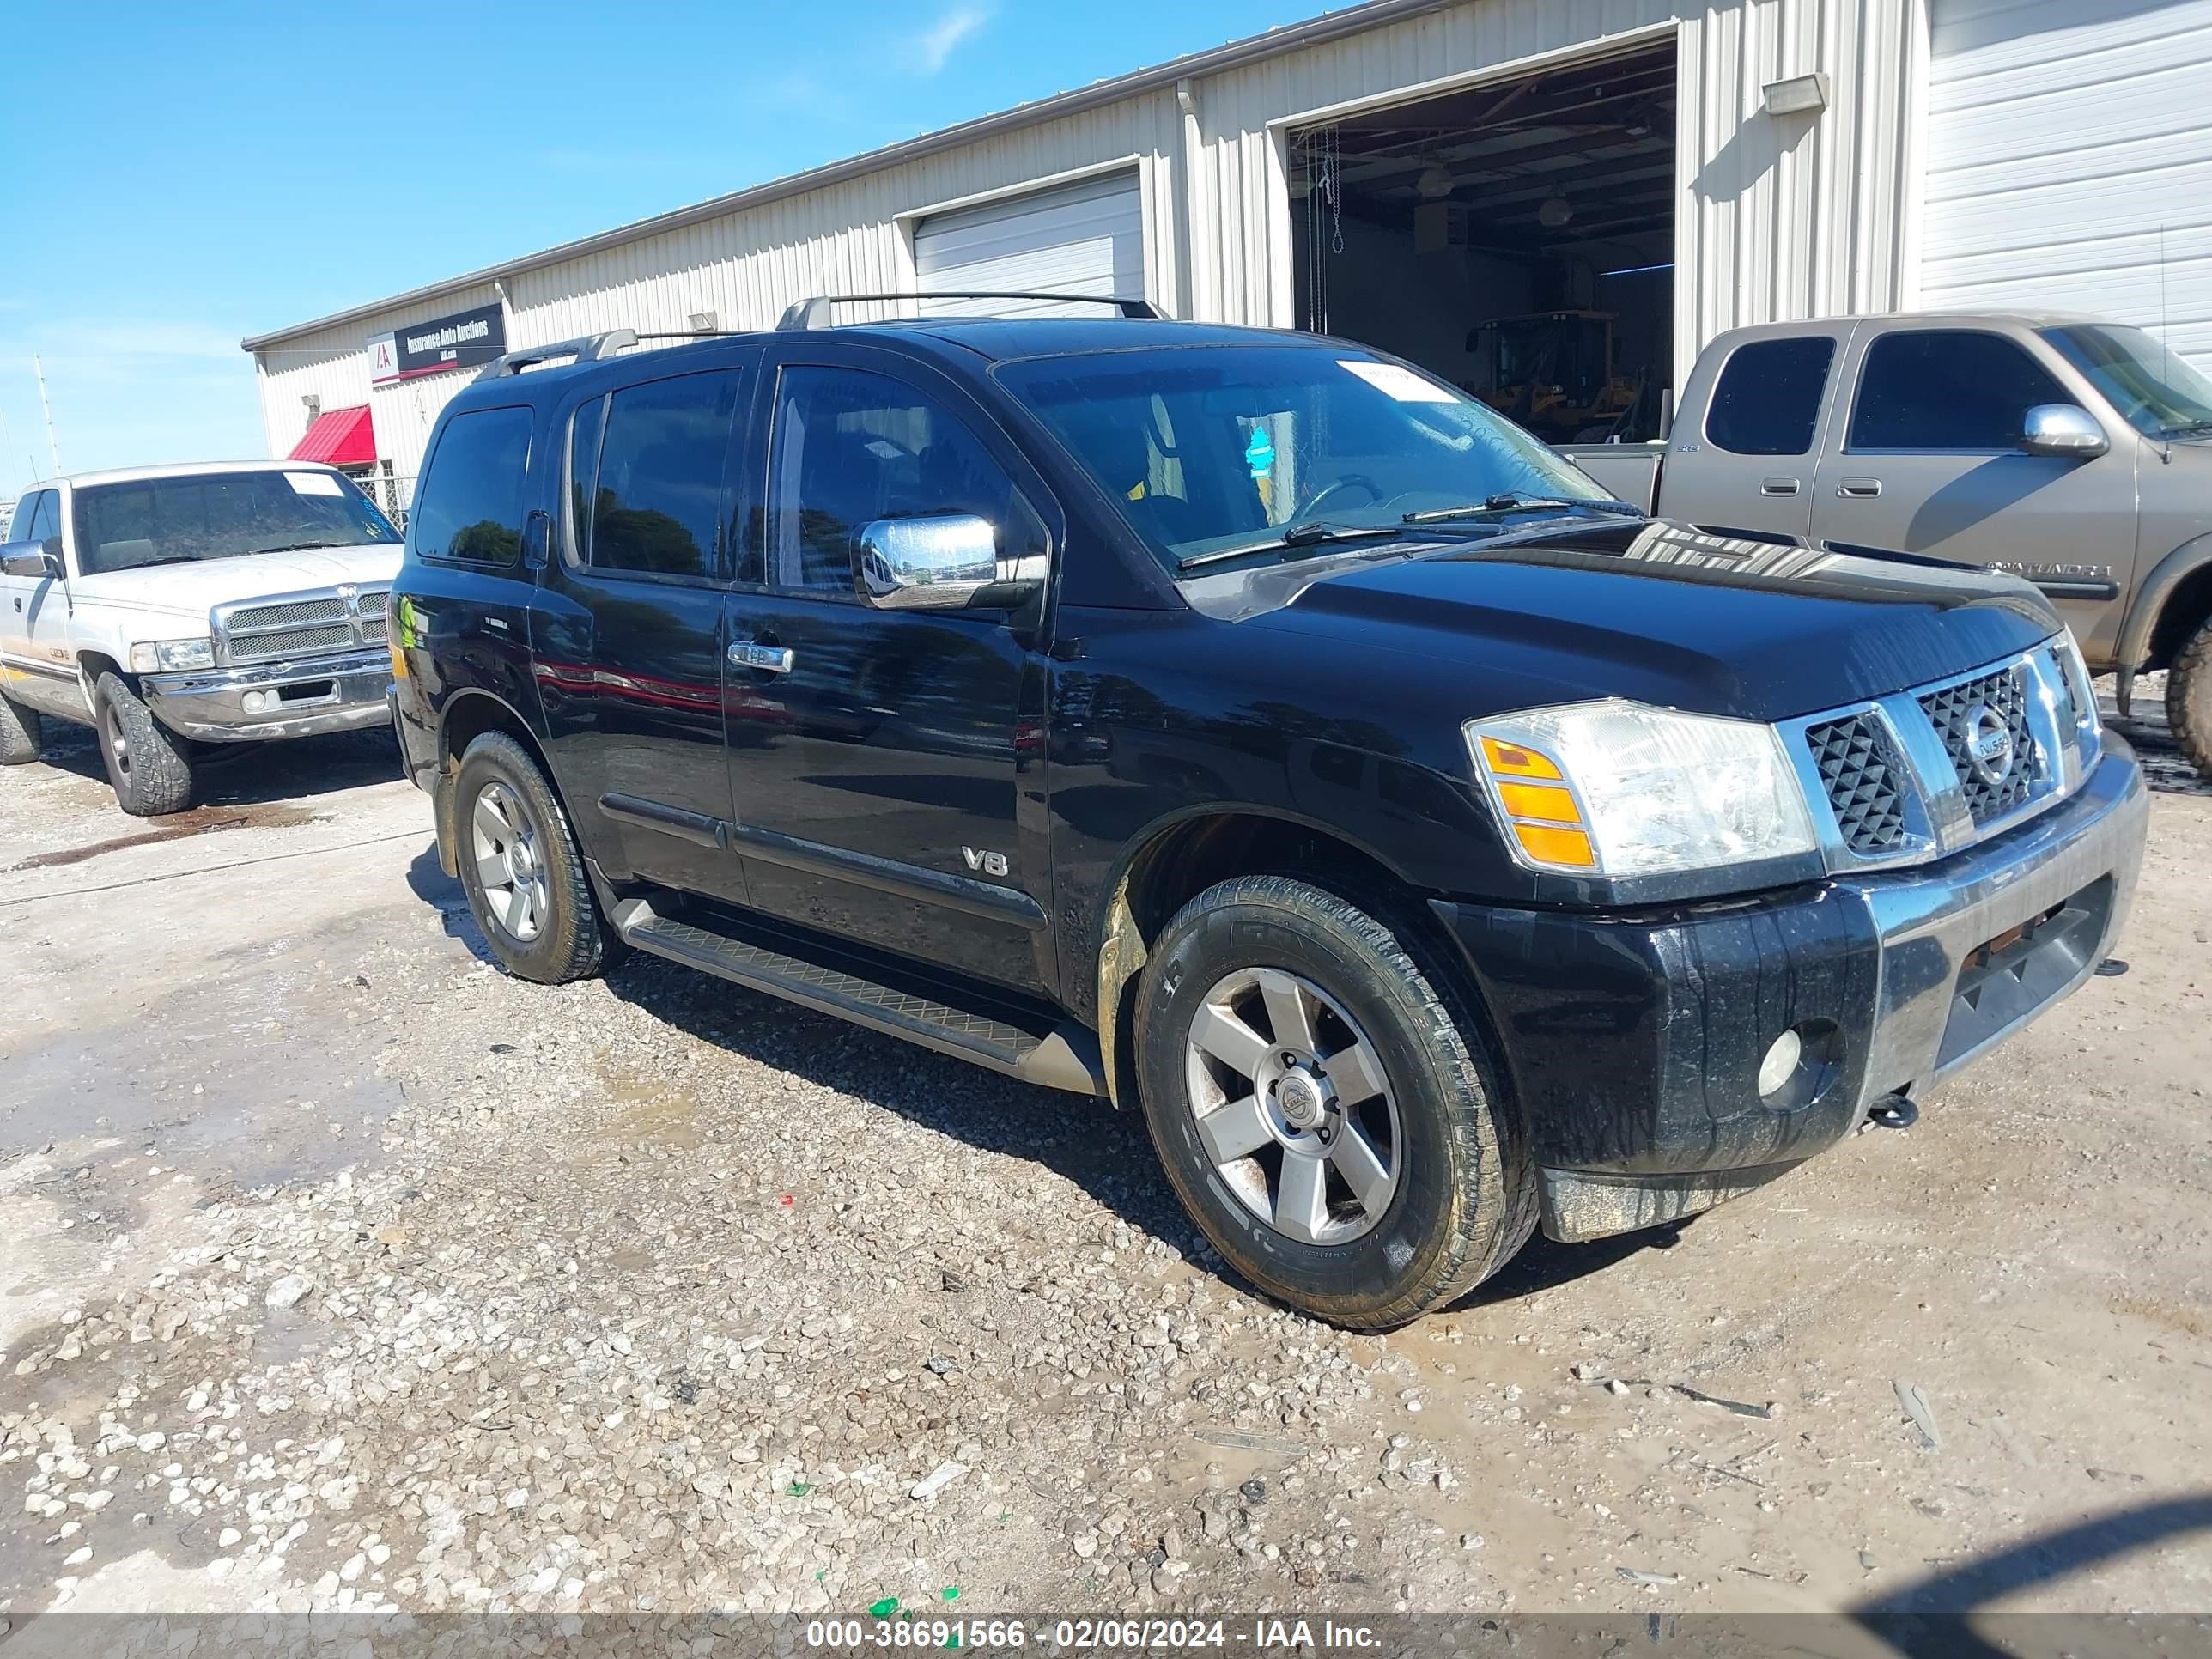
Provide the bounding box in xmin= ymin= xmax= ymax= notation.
xmin=92 ymin=672 xmax=193 ymax=816
xmin=453 ymin=731 xmax=610 ymax=984
xmin=1133 ymin=875 xmax=1534 ymax=1330
xmin=2166 ymin=615 xmax=2212 ymax=780
xmin=0 ymin=692 xmax=40 ymax=765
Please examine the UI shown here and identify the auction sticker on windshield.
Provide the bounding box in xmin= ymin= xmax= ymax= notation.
xmin=1338 ymin=359 xmax=1455 ymax=402
xmin=285 ymin=471 xmax=347 ymax=496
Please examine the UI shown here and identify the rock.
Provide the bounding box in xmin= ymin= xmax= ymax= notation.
xmin=219 ymin=1528 xmax=242 ymax=1547
xmin=64 ymin=1547 xmax=92 ymax=1566
xmin=909 ymin=1461 xmax=968 ymax=1501
xmin=266 ymin=1275 xmax=313 ymax=1310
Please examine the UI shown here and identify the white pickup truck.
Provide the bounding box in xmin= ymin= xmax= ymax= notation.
xmin=0 ymin=460 xmax=403 ymax=815
xmin=1559 ymin=313 xmax=2212 ymax=778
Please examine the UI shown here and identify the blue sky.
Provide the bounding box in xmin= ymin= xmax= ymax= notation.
xmin=0 ymin=0 xmax=1304 ymax=495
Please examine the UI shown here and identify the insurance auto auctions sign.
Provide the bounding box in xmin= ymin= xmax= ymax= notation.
xmin=368 ymin=303 xmax=507 ymax=383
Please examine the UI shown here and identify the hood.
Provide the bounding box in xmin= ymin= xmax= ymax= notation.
xmin=65 ymin=544 xmax=404 ymax=628
xmin=1196 ymin=517 xmax=2061 ymax=723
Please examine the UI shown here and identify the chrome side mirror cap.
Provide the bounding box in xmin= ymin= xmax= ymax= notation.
xmin=855 ymin=514 xmax=1037 ymax=611
xmin=0 ymin=542 xmax=60 ymax=580
xmin=2021 ymin=404 xmax=2109 ymax=459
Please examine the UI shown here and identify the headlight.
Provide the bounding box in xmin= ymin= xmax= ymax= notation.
xmin=1468 ymin=699 xmax=1817 ymax=878
xmin=128 ymin=638 xmax=216 ymax=673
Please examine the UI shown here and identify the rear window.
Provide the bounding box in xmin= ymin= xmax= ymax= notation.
xmin=413 ymin=406 xmax=532 ymax=565
xmin=1704 ymin=337 xmax=1835 ymax=456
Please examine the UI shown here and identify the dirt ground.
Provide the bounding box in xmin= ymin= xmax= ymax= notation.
xmin=1 ymin=687 xmax=2208 ymax=1632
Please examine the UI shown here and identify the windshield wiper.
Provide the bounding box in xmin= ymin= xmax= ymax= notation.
xmin=248 ymin=540 xmax=351 ymax=556
xmin=1402 ymin=491 xmax=1641 ymax=524
xmin=1175 ymin=520 xmax=1405 ymax=571
xmin=2158 ymin=418 xmax=2212 ymax=440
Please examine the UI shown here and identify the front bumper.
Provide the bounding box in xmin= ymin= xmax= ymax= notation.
xmin=1436 ymin=732 xmax=2148 ymax=1243
xmin=142 ymin=649 xmax=395 ymax=742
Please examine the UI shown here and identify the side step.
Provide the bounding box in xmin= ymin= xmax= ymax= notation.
xmin=610 ymin=898 xmax=1104 ymax=1097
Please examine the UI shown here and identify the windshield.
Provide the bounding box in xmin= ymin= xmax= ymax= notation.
xmin=2039 ymin=324 xmax=2212 ymax=439
xmin=995 ymin=345 xmax=1616 ymax=570
xmin=70 ymin=470 xmax=399 ymax=577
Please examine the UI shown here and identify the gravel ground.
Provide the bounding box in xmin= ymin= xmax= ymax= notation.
xmin=1 ymin=689 xmax=2209 ymax=1629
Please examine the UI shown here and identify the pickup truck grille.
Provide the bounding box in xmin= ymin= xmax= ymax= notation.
xmin=216 ymin=586 xmax=389 ymax=666
xmin=1919 ymin=664 xmax=2038 ymax=824
xmin=1804 ymin=713 xmax=1908 ymax=854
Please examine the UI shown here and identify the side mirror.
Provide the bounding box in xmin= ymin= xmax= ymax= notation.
xmin=855 ymin=514 xmax=1038 ymax=611
xmin=2021 ymin=404 xmax=2109 ymax=459
xmin=0 ymin=542 xmax=60 ymax=580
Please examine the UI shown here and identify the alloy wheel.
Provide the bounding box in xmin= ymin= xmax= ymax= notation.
xmin=471 ymin=781 xmax=549 ymax=944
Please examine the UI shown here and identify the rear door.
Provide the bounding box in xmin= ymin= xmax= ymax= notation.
xmin=1811 ymin=325 xmax=2140 ymax=647
xmin=719 ymin=343 xmax=1057 ymax=994
xmin=533 ymin=350 xmax=757 ymax=904
xmin=1661 ymin=326 xmax=1851 ymax=540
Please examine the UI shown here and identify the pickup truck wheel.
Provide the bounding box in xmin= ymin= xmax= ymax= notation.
xmin=1134 ymin=875 xmax=1534 ymax=1331
xmin=92 ymin=672 xmax=193 ymax=816
xmin=0 ymin=692 xmax=40 ymax=764
xmin=453 ymin=731 xmax=609 ymax=984
xmin=2166 ymin=616 xmax=2212 ymax=780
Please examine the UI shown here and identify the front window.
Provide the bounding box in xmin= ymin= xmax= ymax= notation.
xmin=996 ymin=345 xmax=1613 ymax=571
xmin=2040 ymin=323 xmax=2212 ymax=441
xmin=72 ymin=470 xmax=399 ymax=577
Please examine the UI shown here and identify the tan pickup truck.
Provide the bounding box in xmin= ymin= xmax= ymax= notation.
xmin=1559 ymin=313 xmax=2212 ymax=777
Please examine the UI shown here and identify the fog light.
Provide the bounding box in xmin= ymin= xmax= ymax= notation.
xmin=243 ymin=690 xmax=269 ymax=713
xmin=1757 ymin=1030 xmax=1803 ymax=1097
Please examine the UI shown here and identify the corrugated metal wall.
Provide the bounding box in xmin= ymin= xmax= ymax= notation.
xmin=254 ymin=0 xmax=1923 ymax=499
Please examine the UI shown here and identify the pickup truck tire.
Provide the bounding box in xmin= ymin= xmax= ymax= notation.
xmin=2166 ymin=616 xmax=2212 ymax=780
xmin=0 ymin=692 xmax=39 ymax=764
xmin=453 ymin=731 xmax=610 ymax=984
xmin=92 ymin=672 xmax=194 ymax=816
xmin=1134 ymin=875 xmax=1534 ymax=1330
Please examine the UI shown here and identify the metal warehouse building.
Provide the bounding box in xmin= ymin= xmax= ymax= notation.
xmin=245 ymin=0 xmax=2212 ymax=509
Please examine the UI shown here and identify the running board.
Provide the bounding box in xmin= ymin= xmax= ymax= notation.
xmin=610 ymin=898 xmax=1104 ymax=1097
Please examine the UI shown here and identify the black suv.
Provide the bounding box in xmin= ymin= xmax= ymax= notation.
xmin=389 ymin=297 xmax=2147 ymax=1329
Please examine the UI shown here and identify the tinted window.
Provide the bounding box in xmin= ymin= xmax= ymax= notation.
xmin=73 ymin=472 xmax=399 ymax=576
xmin=1848 ymin=331 xmax=2069 ymax=451
xmin=565 ymin=394 xmax=606 ymax=568
xmin=1705 ymin=337 xmax=1835 ymax=455
xmin=761 ymin=366 xmax=1034 ymax=594
xmin=587 ymin=371 xmax=742 ymax=580
xmin=414 ymin=407 xmax=532 ymax=565
xmin=19 ymin=491 xmax=56 ymax=544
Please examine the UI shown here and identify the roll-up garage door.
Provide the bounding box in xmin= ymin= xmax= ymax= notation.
xmin=1923 ymin=0 xmax=2212 ymax=368
xmin=914 ymin=170 xmax=1144 ymax=317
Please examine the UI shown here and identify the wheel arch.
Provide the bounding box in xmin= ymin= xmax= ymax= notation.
xmin=434 ymin=690 xmax=572 ymax=879
xmin=2120 ymin=532 xmax=2212 ymax=678
xmin=1089 ymin=805 xmax=1459 ymax=1112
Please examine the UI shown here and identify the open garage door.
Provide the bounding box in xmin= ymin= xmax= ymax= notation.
xmin=915 ymin=171 xmax=1145 ymax=317
xmin=1290 ymin=39 xmax=1676 ymax=442
xmin=1923 ymin=0 xmax=2212 ymax=372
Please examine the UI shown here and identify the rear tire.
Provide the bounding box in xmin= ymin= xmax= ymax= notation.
xmin=1133 ymin=874 xmax=1534 ymax=1330
xmin=92 ymin=672 xmax=193 ymax=816
xmin=453 ymin=731 xmax=609 ymax=984
xmin=0 ymin=692 xmax=40 ymax=765
xmin=2166 ymin=615 xmax=2212 ymax=781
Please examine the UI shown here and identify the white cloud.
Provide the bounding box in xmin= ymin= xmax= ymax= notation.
xmin=915 ymin=5 xmax=988 ymax=74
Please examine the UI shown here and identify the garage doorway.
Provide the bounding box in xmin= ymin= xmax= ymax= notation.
xmin=1290 ymin=39 xmax=1676 ymax=442
xmin=913 ymin=170 xmax=1146 ymax=317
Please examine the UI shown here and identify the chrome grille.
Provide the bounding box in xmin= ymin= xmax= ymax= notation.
xmin=1804 ymin=713 xmax=1908 ymax=855
xmin=1919 ymin=664 xmax=2037 ymax=824
xmin=216 ymin=585 xmax=390 ymax=665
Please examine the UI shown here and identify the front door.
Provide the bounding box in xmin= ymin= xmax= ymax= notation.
xmin=0 ymin=489 xmax=82 ymax=718
xmin=1813 ymin=326 xmax=2140 ymax=652
xmin=720 ymin=348 xmax=1055 ymax=994
xmin=532 ymin=350 xmax=757 ymax=904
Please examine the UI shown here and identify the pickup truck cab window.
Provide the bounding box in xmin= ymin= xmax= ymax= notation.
xmin=70 ymin=471 xmax=398 ymax=577
xmin=586 ymin=370 xmax=744 ymax=580
xmin=1846 ymin=330 xmax=2069 ymax=452
xmin=760 ymin=365 xmax=1035 ymax=594
xmin=1705 ymin=336 xmax=1836 ymax=456
xmin=19 ymin=490 xmax=58 ymax=550
xmin=413 ymin=406 xmax=531 ymax=565
xmin=997 ymin=344 xmax=1610 ymax=571
xmin=2040 ymin=322 xmax=2212 ymax=440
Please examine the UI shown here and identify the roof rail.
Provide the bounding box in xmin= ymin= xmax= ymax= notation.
xmin=775 ymin=292 xmax=1167 ymax=331
xmin=473 ymin=329 xmax=639 ymax=382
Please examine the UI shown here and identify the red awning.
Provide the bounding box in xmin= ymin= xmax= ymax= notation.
xmin=289 ymin=404 xmax=376 ymax=467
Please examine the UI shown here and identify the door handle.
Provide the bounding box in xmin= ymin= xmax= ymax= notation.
xmin=1838 ymin=477 xmax=1883 ymax=498
xmin=727 ymin=640 xmax=794 ymax=674
xmin=1760 ymin=477 xmax=1801 ymax=496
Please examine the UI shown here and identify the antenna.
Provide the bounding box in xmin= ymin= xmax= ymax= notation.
xmin=32 ymin=355 xmax=60 ymax=477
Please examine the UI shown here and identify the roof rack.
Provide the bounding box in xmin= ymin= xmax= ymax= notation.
xmin=775 ymin=292 xmax=1168 ymax=331
xmin=473 ymin=329 xmax=639 ymax=381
